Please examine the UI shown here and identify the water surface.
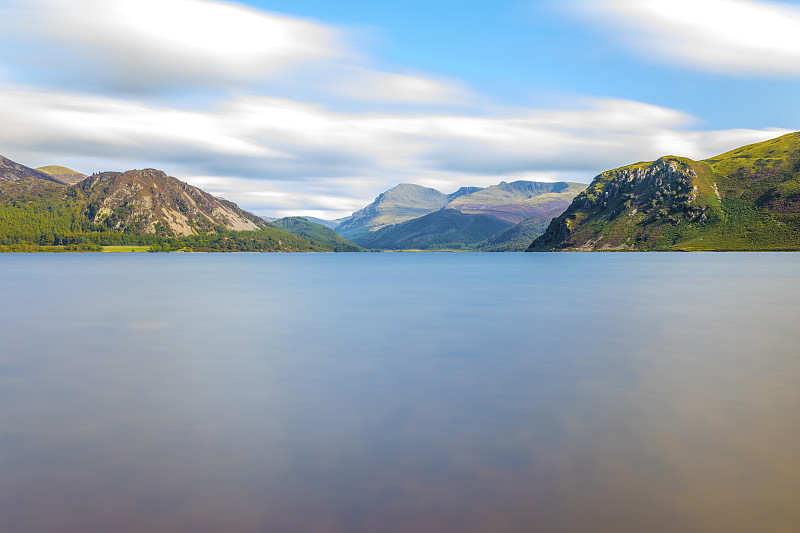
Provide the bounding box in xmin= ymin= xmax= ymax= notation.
xmin=1 ymin=252 xmax=799 ymax=532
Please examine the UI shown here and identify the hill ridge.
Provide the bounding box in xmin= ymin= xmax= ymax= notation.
xmin=36 ymin=165 xmax=87 ymax=185
xmin=1 ymin=155 xmax=66 ymax=185
xmin=529 ymin=132 xmax=800 ymax=251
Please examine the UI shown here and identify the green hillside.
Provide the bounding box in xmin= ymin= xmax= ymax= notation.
xmin=269 ymin=217 xmax=362 ymax=251
xmin=356 ymin=209 xmax=513 ymax=250
xmin=481 ymin=209 xmax=565 ymax=251
xmin=529 ymin=132 xmax=800 ymax=251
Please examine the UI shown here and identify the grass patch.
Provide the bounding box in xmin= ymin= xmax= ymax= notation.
xmin=102 ymin=245 xmax=151 ymax=252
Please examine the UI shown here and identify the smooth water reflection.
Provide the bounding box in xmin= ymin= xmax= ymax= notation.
xmin=1 ymin=252 xmax=799 ymax=532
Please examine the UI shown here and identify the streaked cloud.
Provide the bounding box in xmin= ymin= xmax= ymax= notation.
xmin=0 ymin=0 xmax=792 ymax=219
xmin=330 ymin=69 xmax=473 ymax=104
xmin=0 ymin=0 xmax=344 ymax=93
xmin=0 ymin=82 xmax=785 ymax=218
xmin=0 ymin=0 xmax=471 ymax=105
xmin=573 ymin=0 xmax=800 ymax=76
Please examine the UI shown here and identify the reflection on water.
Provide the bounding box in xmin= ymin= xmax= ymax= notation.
xmin=1 ymin=252 xmax=799 ymax=533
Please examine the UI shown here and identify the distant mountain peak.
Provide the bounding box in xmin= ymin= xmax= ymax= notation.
xmin=447 ymin=186 xmax=484 ymax=202
xmin=336 ymin=178 xmax=586 ymax=249
xmin=445 ymin=180 xmax=586 ymax=224
xmin=337 ymin=183 xmax=450 ymax=234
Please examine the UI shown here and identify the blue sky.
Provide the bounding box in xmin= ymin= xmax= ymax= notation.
xmin=0 ymin=0 xmax=798 ymax=218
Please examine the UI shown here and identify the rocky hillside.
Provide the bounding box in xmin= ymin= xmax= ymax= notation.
xmin=1 ymin=155 xmax=264 ymax=237
xmin=529 ymin=132 xmax=800 ymax=251
xmin=0 ymin=155 xmax=64 ymax=186
xmin=77 ymin=169 xmax=263 ymax=236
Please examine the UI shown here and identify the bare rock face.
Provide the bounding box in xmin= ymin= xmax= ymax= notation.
xmin=78 ymin=169 xmax=264 ymax=236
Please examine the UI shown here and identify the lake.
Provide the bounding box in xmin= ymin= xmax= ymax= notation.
xmin=1 ymin=252 xmax=799 ymax=533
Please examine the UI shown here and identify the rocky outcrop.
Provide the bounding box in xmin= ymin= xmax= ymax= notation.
xmin=78 ymin=169 xmax=263 ymax=236
xmin=529 ymin=158 xmax=713 ymax=251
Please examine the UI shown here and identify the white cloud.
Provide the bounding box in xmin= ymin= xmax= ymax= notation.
xmin=330 ymin=68 xmax=473 ymax=104
xmin=188 ymin=176 xmax=374 ymax=219
xmin=574 ymin=0 xmax=800 ymax=76
xmin=0 ymin=83 xmax=788 ymax=217
xmin=0 ymin=0 xmax=791 ymax=218
xmin=0 ymin=0 xmax=471 ymax=104
xmin=0 ymin=0 xmax=345 ymax=92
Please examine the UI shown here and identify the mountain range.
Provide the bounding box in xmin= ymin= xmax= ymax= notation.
xmin=3 ymin=131 xmax=800 ymax=252
xmin=334 ymin=180 xmax=585 ymax=250
xmin=0 ymin=155 xmax=358 ymax=252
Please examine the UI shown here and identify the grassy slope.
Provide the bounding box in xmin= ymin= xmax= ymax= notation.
xmin=36 ymin=165 xmax=83 ymax=176
xmin=269 ymin=217 xmax=362 ymax=251
xmin=529 ymin=132 xmax=800 ymax=251
xmin=481 ymin=208 xmax=566 ymax=251
xmin=36 ymin=166 xmax=88 ymax=185
xmin=355 ymin=209 xmax=513 ymax=250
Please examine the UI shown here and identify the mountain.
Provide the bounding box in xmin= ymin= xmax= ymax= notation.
xmin=269 ymin=217 xmax=362 ymax=251
xmin=36 ymin=165 xmax=87 ymax=185
xmin=355 ymin=209 xmax=513 ymax=250
xmin=0 ymin=154 xmax=347 ymax=252
xmin=336 ymin=184 xmax=452 ymax=242
xmin=529 ymin=132 xmax=800 ymax=251
xmin=77 ymin=169 xmax=263 ymax=236
xmin=337 ymin=180 xmax=585 ymax=249
xmin=1 ymin=159 xmax=264 ymax=237
xmin=447 ymin=181 xmax=586 ymax=223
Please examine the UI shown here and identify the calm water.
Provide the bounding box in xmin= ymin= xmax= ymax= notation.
xmin=1 ymin=252 xmax=799 ymax=533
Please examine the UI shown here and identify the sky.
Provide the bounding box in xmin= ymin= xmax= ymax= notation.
xmin=0 ymin=0 xmax=798 ymax=219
